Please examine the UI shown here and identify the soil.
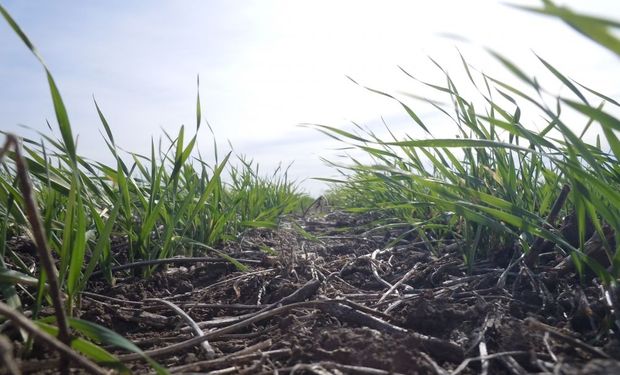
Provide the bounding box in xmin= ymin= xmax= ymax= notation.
xmin=3 ymin=210 xmax=620 ymax=374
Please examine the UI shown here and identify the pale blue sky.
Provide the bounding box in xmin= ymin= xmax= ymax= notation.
xmin=1 ymin=1 xmax=619 ymax=195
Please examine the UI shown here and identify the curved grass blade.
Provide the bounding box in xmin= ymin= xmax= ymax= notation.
xmin=513 ymin=1 xmax=620 ymax=57
xmin=68 ymin=318 xmax=169 ymax=374
xmin=36 ymin=321 xmax=129 ymax=373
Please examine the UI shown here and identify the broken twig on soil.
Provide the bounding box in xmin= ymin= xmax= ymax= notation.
xmin=145 ymin=298 xmax=216 ymax=358
xmin=523 ymin=317 xmax=610 ymax=359
xmin=91 ymin=256 xmax=262 ymax=277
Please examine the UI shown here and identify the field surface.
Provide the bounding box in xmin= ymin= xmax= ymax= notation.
xmin=2 ymin=2 xmax=620 ymax=374
xmin=7 ymin=210 xmax=618 ymax=374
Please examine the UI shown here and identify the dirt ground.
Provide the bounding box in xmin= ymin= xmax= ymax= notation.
xmin=5 ymin=211 xmax=620 ymax=374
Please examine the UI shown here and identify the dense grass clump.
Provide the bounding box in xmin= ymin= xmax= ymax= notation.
xmin=0 ymin=4 xmax=309 ymax=370
xmin=319 ymin=1 xmax=620 ymax=282
xmin=0 ymin=101 xmax=309 ymax=284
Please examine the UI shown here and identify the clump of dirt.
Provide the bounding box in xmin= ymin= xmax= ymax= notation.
xmin=291 ymin=327 xmax=434 ymax=374
xmin=399 ymin=297 xmax=487 ymax=338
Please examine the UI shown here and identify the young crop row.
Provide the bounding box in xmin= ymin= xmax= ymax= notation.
xmin=321 ymin=2 xmax=620 ymax=283
xmin=0 ymin=4 xmax=310 ymax=371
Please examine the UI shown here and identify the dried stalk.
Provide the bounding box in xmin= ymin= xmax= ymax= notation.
xmin=0 ymin=135 xmax=71 ymax=370
xmin=145 ymin=298 xmax=216 ymax=358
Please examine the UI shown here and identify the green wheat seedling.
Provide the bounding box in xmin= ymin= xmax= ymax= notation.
xmin=0 ymin=3 xmax=308 ymax=372
xmin=317 ymin=1 xmax=620 ymax=284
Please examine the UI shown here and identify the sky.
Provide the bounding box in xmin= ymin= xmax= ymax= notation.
xmin=1 ymin=1 xmax=619 ymax=195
